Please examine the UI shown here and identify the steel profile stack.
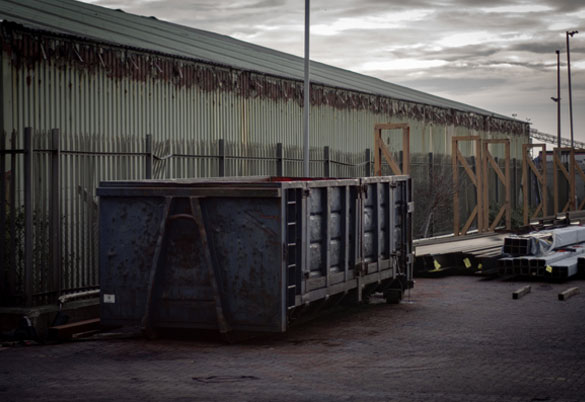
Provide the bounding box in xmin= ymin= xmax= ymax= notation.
xmin=499 ymin=226 xmax=585 ymax=280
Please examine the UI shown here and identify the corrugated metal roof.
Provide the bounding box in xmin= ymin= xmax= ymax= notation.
xmin=0 ymin=0 xmax=515 ymax=121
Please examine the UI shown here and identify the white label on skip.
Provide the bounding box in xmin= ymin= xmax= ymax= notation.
xmin=103 ymin=294 xmax=116 ymax=304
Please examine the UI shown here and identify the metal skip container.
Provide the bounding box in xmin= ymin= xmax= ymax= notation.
xmin=98 ymin=176 xmax=413 ymax=333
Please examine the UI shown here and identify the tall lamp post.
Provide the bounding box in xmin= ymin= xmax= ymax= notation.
xmin=566 ymin=30 xmax=578 ymax=148
xmin=303 ymin=0 xmax=310 ymax=177
xmin=551 ymin=50 xmax=561 ymax=148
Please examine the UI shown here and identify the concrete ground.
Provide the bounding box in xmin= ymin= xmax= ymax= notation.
xmin=1 ymin=276 xmax=585 ymax=402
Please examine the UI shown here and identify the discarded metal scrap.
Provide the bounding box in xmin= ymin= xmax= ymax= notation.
xmin=499 ymin=226 xmax=585 ymax=279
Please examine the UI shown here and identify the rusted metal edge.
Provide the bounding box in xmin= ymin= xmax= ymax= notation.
xmin=0 ymin=21 xmax=528 ymax=134
xmin=299 ymin=268 xmax=395 ymax=305
xmin=96 ymin=187 xmax=282 ymax=198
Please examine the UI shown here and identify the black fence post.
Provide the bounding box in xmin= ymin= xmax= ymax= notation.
xmin=50 ymin=129 xmax=61 ymax=301
xmin=512 ymin=158 xmax=517 ymax=210
xmin=528 ymin=157 xmax=533 ymax=212
xmin=399 ymin=150 xmax=403 ymax=173
xmin=428 ymin=152 xmax=434 ymax=237
xmin=0 ymin=130 xmax=5 ymax=300
xmin=324 ymin=146 xmax=330 ymax=178
xmin=494 ymin=156 xmax=499 ymax=204
xmin=277 ymin=143 xmax=284 ymax=177
xmin=8 ymin=130 xmax=16 ymax=301
xmin=365 ymin=148 xmax=371 ymax=177
xmin=145 ymin=134 xmax=153 ymax=179
xmin=24 ymin=127 xmax=33 ymax=307
xmin=470 ymin=155 xmax=476 ymax=214
xmin=219 ymin=139 xmax=225 ymax=177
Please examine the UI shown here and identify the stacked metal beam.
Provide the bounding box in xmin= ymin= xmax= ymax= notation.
xmin=578 ymin=258 xmax=585 ymax=277
xmin=499 ymin=226 xmax=585 ymax=280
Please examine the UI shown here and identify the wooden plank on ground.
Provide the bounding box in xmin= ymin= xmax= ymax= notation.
xmin=513 ymin=285 xmax=531 ymax=300
xmin=558 ymin=287 xmax=580 ymax=301
xmin=49 ymin=318 xmax=100 ymax=340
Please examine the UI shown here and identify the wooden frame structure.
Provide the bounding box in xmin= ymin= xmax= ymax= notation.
xmin=572 ymin=154 xmax=585 ymax=211
xmin=553 ymin=148 xmax=575 ymax=214
xmin=452 ymin=136 xmax=484 ymax=236
xmin=373 ymin=123 xmax=410 ymax=176
xmin=522 ymin=144 xmax=547 ymax=225
xmin=482 ymin=139 xmax=511 ymax=231
xmin=373 ymin=123 xmax=583 ymax=234
xmin=552 ymin=148 xmax=585 ymax=214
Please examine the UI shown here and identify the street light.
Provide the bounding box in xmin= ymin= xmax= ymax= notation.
xmin=303 ymin=0 xmax=310 ymax=177
xmin=566 ymin=30 xmax=578 ymax=148
xmin=551 ymin=50 xmax=561 ymax=148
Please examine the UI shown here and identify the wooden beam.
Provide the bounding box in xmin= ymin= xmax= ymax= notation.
xmin=374 ymin=123 xmax=409 ymax=130
xmin=526 ymin=157 xmax=544 ymax=184
xmin=555 ymin=151 xmax=571 ymax=180
xmin=483 ymin=139 xmax=509 ymax=144
xmin=523 ymin=144 xmax=547 ymax=223
xmin=452 ymin=136 xmax=483 ymax=235
xmin=531 ymin=202 xmax=543 ymax=219
xmin=578 ymin=197 xmax=585 ymax=211
xmin=402 ymin=126 xmax=410 ymax=175
xmin=461 ymin=205 xmax=478 ymax=235
xmin=553 ymin=148 xmax=575 ymax=214
xmin=482 ymin=139 xmax=511 ymax=231
xmin=379 ymin=139 xmax=402 ymax=175
xmin=487 ymin=152 xmax=506 ymax=184
xmin=453 ymin=135 xmax=481 ymax=141
xmin=48 ymin=318 xmax=100 ymax=340
xmin=482 ymin=142 xmax=489 ymax=231
xmin=558 ymin=287 xmax=580 ymax=301
xmin=457 ymin=148 xmax=478 ymax=187
xmin=489 ymin=204 xmax=506 ymax=231
xmin=475 ymin=138 xmax=484 ymax=232
xmin=513 ymin=285 xmax=531 ymax=300
xmin=562 ymin=199 xmax=571 ymax=213
xmin=373 ymin=123 xmax=410 ymax=176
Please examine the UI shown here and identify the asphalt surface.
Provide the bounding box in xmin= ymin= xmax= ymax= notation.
xmin=1 ymin=276 xmax=585 ymax=402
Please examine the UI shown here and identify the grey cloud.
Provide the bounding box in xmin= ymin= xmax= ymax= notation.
xmin=398 ymin=77 xmax=508 ymax=94
xmin=509 ymin=41 xmax=585 ymax=55
xmin=542 ymin=0 xmax=585 ymax=13
xmin=433 ymin=10 xmax=548 ymax=31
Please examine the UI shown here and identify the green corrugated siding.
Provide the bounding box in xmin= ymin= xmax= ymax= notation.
xmin=0 ymin=0 xmax=524 ymax=122
xmin=1 ymin=48 xmax=528 ymax=168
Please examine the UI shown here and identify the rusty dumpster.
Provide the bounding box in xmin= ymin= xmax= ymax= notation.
xmin=97 ymin=176 xmax=413 ymax=333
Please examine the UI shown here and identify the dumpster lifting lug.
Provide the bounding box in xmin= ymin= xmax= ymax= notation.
xmin=189 ymin=197 xmax=232 ymax=335
xmin=141 ymin=196 xmax=172 ymax=338
xmin=140 ymin=196 xmax=232 ymax=337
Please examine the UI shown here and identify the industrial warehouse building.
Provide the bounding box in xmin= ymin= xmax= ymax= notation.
xmin=0 ymin=0 xmax=529 ymax=306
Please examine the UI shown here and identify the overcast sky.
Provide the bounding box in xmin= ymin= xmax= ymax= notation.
xmin=81 ymin=0 xmax=584 ymax=141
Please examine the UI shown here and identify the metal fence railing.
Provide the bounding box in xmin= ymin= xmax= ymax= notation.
xmin=1 ymin=127 xmax=525 ymax=307
xmin=1 ymin=127 xmax=377 ymax=307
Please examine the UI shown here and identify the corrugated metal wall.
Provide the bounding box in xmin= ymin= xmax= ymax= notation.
xmin=1 ymin=29 xmax=531 ymax=304
xmin=2 ymin=59 xmax=526 ymax=165
xmin=0 ymin=30 xmax=530 ymax=237
xmin=0 ymin=31 xmax=528 ymax=170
